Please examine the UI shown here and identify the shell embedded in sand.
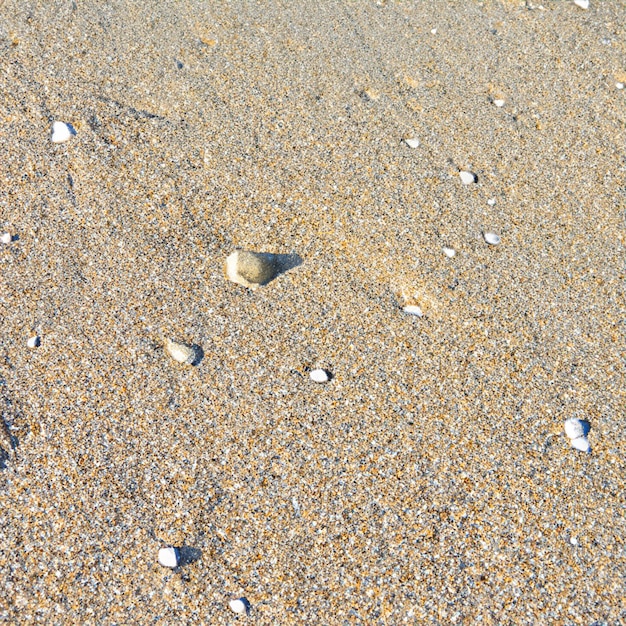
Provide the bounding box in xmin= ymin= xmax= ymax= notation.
xmin=158 ymin=546 xmax=180 ymax=568
xmin=225 ymin=250 xmax=279 ymax=289
xmin=310 ymin=368 xmax=330 ymax=383
xmin=229 ymin=598 xmax=249 ymax=614
xmin=564 ymin=418 xmax=586 ymax=440
xmin=164 ymin=338 xmax=198 ymax=365
xmin=483 ymin=232 xmax=501 ymax=245
xmin=459 ymin=170 xmax=477 ymax=184
xmin=570 ymin=436 xmax=591 ymax=453
xmin=51 ymin=121 xmax=75 ymax=143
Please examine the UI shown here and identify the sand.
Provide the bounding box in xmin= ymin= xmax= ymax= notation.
xmin=0 ymin=0 xmax=625 ymax=623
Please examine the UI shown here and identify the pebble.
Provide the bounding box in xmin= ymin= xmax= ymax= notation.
xmin=493 ymin=99 xmax=506 ymax=107
xmin=158 ymin=546 xmax=180 ymax=568
xmin=403 ymin=305 xmax=423 ymax=317
xmin=483 ymin=232 xmax=501 ymax=245
xmin=616 ymin=82 xmax=624 ymax=90
xmin=573 ymin=0 xmax=589 ymax=8
xmin=487 ymin=198 xmax=496 ymax=206
xmin=404 ymin=138 xmax=420 ymax=149
xmin=459 ymin=170 xmax=477 ymax=185
xmin=225 ymin=250 xmax=280 ymax=290
xmin=0 ymin=232 xmax=12 ymax=244
xmin=27 ymin=335 xmax=40 ymax=349
xmin=229 ymin=598 xmax=249 ymax=615
xmin=310 ymin=368 xmax=330 ymax=383
xmin=164 ymin=338 xmax=198 ymax=365
xmin=570 ymin=536 xmax=579 ymax=546
xmin=51 ymin=121 xmax=75 ymax=144
xmin=442 ymin=247 xmax=456 ymax=258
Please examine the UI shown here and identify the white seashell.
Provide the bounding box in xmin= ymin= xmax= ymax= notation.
xmin=403 ymin=305 xmax=423 ymax=317
xmin=51 ymin=121 xmax=75 ymax=144
xmin=570 ymin=436 xmax=590 ymax=453
xmin=0 ymin=232 xmax=11 ymax=244
xmin=404 ymin=138 xmax=420 ymax=149
xmin=483 ymin=232 xmax=501 ymax=245
xmin=616 ymin=82 xmax=624 ymax=90
xmin=569 ymin=536 xmax=578 ymax=546
xmin=27 ymin=335 xmax=40 ymax=348
xmin=310 ymin=368 xmax=330 ymax=383
xmin=158 ymin=546 xmax=180 ymax=568
xmin=573 ymin=0 xmax=589 ymax=8
xmin=229 ymin=598 xmax=248 ymax=614
xmin=493 ymin=99 xmax=506 ymax=107
xmin=225 ymin=250 xmax=279 ymax=289
xmin=564 ymin=417 xmax=585 ymax=440
xmin=459 ymin=170 xmax=476 ymax=184
xmin=487 ymin=198 xmax=496 ymax=206
xmin=164 ymin=338 xmax=197 ymax=365
xmin=442 ymin=247 xmax=456 ymax=258
xmin=431 ymin=28 xmax=437 ymax=34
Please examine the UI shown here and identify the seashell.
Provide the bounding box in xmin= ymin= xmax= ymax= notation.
xmin=403 ymin=305 xmax=423 ymax=316
xmin=487 ymin=198 xmax=496 ymax=206
xmin=51 ymin=121 xmax=75 ymax=144
xmin=573 ymin=0 xmax=589 ymax=9
xmin=0 ymin=232 xmax=11 ymax=244
xmin=229 ymin=598 xmax=249 ymax=615
xmin=570 ymin=436 xmax=590 ymax=453
xmin=483 ymin=232 xmax=501 ymax=245
xmin=164 ymin=338 xmax=199 ymax=365
xmin=493 ymin=99 xmax=506 ymax=108
xmin=459 ymin=170 xmax=477 ymax=185
xmin=442 ymin=246 xmax=456 ymax=258
xmin=564 ymin=417 xmax=586 ymax=440
xmin=310 ymin=368 xmax=330 ymax=383
xmin=404 ymin=138 xmax=420 ymax=149
xmin=616 ymin=82 xmax=624 ymax=90
xmin=27 ymin=335 xmax=40 ymax=348
xmin=158 ymin=546 xmax=180 ymax=568
xmin=225 ymin=250 xmax=280 ymax=289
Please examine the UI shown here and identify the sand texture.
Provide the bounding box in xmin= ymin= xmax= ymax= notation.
xmin=1 ymin=0 xmax=625 ymax=623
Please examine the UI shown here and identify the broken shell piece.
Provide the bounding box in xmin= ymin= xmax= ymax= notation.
xmin=442 ymin=247 xmax=456 ymax=258
xmin=226 ymin=250 xmax=280 ymax=289
xmin=310 ymin=368 xmax=330 ymax=383
xmin=164 ymin=338 xmax=199 ymax=365
xmin=459 ymin=170 xmax=477 ymax=184
xmin=483 ymin=232 xmax=501 ymax=245
xmin=229 ymin=597 xmax=249 ymax=615
xmin=51 ymin=121 xmax=75 ymax=143
xmin=573 ymin=0 xmax=589 ymax=9
xmin=403 ymin=305 xmax=423 ymax=316
xmin=158 ymin=546 xmax=180 ymax=568
xmin=404 ymin=138 xmax=420 ymax=149
xmin=493 ymin=99 xmax=506 ymax=107
xmin=564 ymin=417 xmax=586 ymax=440
xmin=27 ymin=335 xmax=40 ymax=348
xmin=570 ymin=436 xmax=591 ymax=453
xmin=0 ymin=232 xmax=11 ymax=244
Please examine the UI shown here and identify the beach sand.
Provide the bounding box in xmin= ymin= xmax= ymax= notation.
xmin=1 ymin=0 xmax=625 ymax=623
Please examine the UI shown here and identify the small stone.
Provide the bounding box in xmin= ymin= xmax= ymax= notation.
xmin=229 ymin=598 xmax=249 ymax=615
xmin=404 ymin=138 xmax=420 ymax=149
xmin=0 ymin=232 xmax=12 ymax=244
xmin=442 ymin=247 xmax=456 ymax=258
xmin=403 ymin=305 xmax=423 ymax=317
xmin=487 ymin=198 xmax=496 ymax=206
xmin=310 ymin=368 xmax=330 ymax=383
xmin=616 ymin=82 xmax=624 ymax=90
xmin=27 ymin=335 xmax=40 ymax=349
xmin=431 ymin=28 xmax=437 ymax=34
xmin=564 ymin=417 xmax=586 ymax=440
xmin=570 ymin=536 xmax=578 ymax=546
xmin=573 ymin=0 xmax=589 ymax=8
xmin=483 ymin=232 xmax=501 ymax=245
xmin=51 ymin=121 xmax=75 ymax=144
xmin=570 ymin=436 xmax=591 ymax=453
xmin=158 ymin=547 xmax=180 ymax=569
xmin=493 ymin=99 xmax=506 ymax=107
xmin=164 ymin=338 xmax=199 ymax=365
xmin=225 ymin=250 xmax=280 ymax=289
xmin=459 ymin=170 xmax=477 ymax=185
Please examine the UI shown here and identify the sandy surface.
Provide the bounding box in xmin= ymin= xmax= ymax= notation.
xmin=1 ymin=0 xmax=625 ymax=623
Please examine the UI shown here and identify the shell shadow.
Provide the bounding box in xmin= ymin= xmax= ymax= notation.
xmin=579 ymin=419 xmax=591 ymax=437
xmin=189 ymin=345 xmax=204 ymax=366
xmin=272 ymin=252 xmax=303 ymax=279
xmin=178 ymin=545 xmax=202 ymax=566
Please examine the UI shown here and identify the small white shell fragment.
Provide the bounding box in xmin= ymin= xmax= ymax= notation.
xmin=564 ymin=417 xmax=586 ymax=440
xmin=229 ymin=598 xmax=248 ymax=615
xmin=310 ymin=368 xmax=330 ymax=383
xmin=27 ymin=335 xmax=40 ymax=348
xmin=403 ymin=305 xmax=423 ymax=317
xmin=225 ymin=250 xmax=279 ymax=289
xmin=483 ymin=232 xmax=501 ymax=245
xmin=459 ymin=170 xmax=477 ymax=185
xmin=158 ymin=547 xmax=180 ymax=568
xmin=51 ymin=121 xmax=75 ymax=144
xmin=164 ymin=338 xmax=197 ymax=365
xmin=404 ymin=137 xmax=420 ymax=149
xmin=0 ymin=232 xmax=11 ymax=244
xmin=616 ymin=82 xmax=624 ymax=90
xmin=570 ymin=436 xmax=591 ymax=453
xmin=493 ymin=99 xmax=506 ymax=107
xmin=442 ymin=246 xmax=456 ymax=258
xmin=569 ymin=536 xmax=578 ymax=546
xmin=431 ymin=28 xmax=437 ymax=34
xmin=573 ymin=0 xmax=589 ymax=8
xmin=487 ymin=198 xmax=496 ymax=206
